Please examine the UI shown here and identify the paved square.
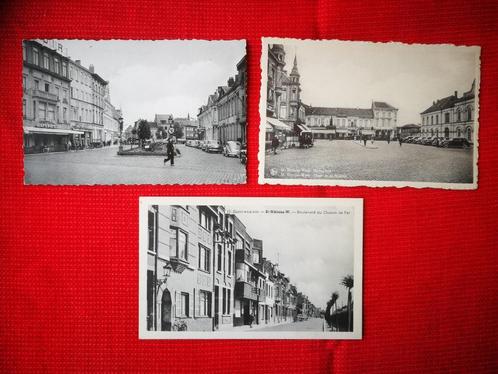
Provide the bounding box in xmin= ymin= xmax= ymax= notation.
xmin=24 ymin=145 xmax=246 ymax=185
xmin=265 ymin=139 xmax=473 ymax=184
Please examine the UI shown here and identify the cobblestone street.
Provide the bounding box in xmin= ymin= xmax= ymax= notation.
xmin=265 ymin=139 xmax=473 ymax=183
xmin=25 ymin=145 xmax=246 ymax=184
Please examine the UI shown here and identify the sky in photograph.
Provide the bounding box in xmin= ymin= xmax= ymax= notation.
xmin=55 ymin=40 xmax=246 ymax=128
xmin=229 ymin=205 xmax=356 ymax=310
xmin=277 ymin=40 xmax=479 ymax=125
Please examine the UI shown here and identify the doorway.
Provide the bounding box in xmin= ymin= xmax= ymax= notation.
xmin=161 ymin=289 xmax=172 ymax=331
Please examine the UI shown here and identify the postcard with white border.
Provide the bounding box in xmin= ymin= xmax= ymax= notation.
xmin=139 ymin=197 xmax=363 ymax=339
xmin=258 ymin=37 xmax=480 ymax=189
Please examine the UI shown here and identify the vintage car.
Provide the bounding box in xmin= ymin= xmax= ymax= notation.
xmin=223 ymin=141 xmax=241 ymax=157
xmin=443 ymin=137 xmax=471 ymax=148
xmin=205 ymin=140 xmax=223 ymax=153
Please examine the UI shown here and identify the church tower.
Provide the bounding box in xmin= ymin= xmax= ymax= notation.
xmin=288 ymin=55 xmax=301 ymax=121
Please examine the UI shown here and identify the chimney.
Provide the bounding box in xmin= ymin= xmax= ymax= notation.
xmin=228 ymin=77 xmax=235 ymax=87
xmin=89 ymin=64 xmax=95 ymax=73
xmin=454 ymin=90 xmax=458 ymax=97
xmin=75 ymin=60 xmax=81 ymax=65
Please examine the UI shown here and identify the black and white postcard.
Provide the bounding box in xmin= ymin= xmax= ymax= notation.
xmin=139 ymin=197 xmax=363 ymax=339
xmin=22 ymin=39 xmax=246 ymax=185
xmin=259 ymin=37 xmax=480 ymax=189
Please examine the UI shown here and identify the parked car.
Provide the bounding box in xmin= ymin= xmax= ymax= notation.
xmin=423 ymin=136 xmax=437 ymax=145
xmin=443 ymin=137 xmax=471 ymax=148
xmin=403 ymin=136 xmax=414 ymax=143
xmin=206 ymin=140 xmax=223 ymax=153
xmin=414 ymin=137 xmax=426 ymax=144
xmin=185 ymin=140 xmax=193 ymax=147
xmin=239 ymin=144 xmax=247 ymax=164
xmin=223 ymin=141 xmax=241 ymax=157
xmin=432 ymin=137 xmax=444 ymax=147
xmin=143 ymin=139 xmax=153 ymax=151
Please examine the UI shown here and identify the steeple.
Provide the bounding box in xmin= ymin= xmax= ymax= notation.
xmin=290 ymin=55 xmax=300 ymax=77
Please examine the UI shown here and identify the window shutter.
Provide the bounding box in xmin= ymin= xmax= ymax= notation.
xmin=195 ymin=289 xmax=200 ymax=317
xmin=175 ymin=292 xmax=181 ymax=318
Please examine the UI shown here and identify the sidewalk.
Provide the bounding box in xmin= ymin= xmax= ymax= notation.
xmin=217 ymin=319 xmax=297 ymax=332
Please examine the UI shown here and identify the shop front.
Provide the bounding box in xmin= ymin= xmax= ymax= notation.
xmin=23 ymin=125 xmax=84 ymax=153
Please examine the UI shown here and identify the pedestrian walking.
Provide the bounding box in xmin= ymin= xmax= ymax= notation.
xmin=363 ymin=135 xmax=367 ymax=147
xmin=163 ymin=138 xmax=175 ymax=166
xmin=249 ymin=312 xmax=255 ymax=328
xmin=387 ymin=137 xmax=390 ymax=144
xmin=398 ymin=136 xmax=403 ymax=147
xmin=272 ymin=136 xmax=280 ymax=155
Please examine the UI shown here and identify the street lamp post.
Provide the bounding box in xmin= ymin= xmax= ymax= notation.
xmin=118 ymin=116 xmax=124 ymax=152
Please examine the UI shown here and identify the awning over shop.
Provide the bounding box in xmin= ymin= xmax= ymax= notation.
xmin=266 ymin=117 xmax=292 ymax=132
xmin=265 ymin=123 xmax=273 ymax=132
xmin=311 ymin=129 xmax=336 ymax=134
xmin=361 ymin=129 xmax=375 ymax=135
xmin=336 ymin=129 xmax=350 ymax=134
xmin=24 ymin=126 xmax=84 ymax=135
xmin=297 ymin=124 xmax=312 ymax=133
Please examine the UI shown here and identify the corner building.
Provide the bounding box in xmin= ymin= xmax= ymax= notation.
xmin=146 ymin=205 xmax=214 ymax=331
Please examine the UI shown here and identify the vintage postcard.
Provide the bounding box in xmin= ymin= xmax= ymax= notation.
xmin=139 ymin=197 xmax=363 ymax=339
xmin=258 ymin=37 xmax=480 ymax=189
xmin=22 ymin=39 xmax=246 ymax=185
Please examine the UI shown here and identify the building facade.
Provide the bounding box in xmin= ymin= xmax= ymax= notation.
xmin=22 ymin=40 xmax=77 ymax=153
xmin=198 ymin=55 xmax=247 ymax=144
xmin=305 ymin=102 xmax=398 ymax=140
xmin=103 ymin=85 xmax=121 ymax=144
xmin=146 ymin=204 xmax=319 ymax=332
xmin=69 ymin=60 xmax=107 ymax=146
xmin=265 ymin=45 xmax=306 ymax=145
xmin=147 ymin=205 xmax=215 ymax=332
xmin=420 ymin=81 xmax=476 ymax=142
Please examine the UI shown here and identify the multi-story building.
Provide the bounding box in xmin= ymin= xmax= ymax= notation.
xmin=103 ymin=85 xmax=121 ymax=144
xmin=211 ymin=206 xmax=236 ymax=330
xmin=197 ymin=93 xmax=219 ymax=141
xmin=232 ymin=215 xmax=265 ymax=326
xmin=260 ymin=258 xmax=276 ymax=324
xmin=174 ymin=115 xmax=199 ymax=140
xmin=69 ymin=59 xmax=107 ymax=146
xmin=22 ymin=40 xmax=76 ymax=153
xmin=217 ymin=55 xmax=247 ymax=144
xmin=198 ymin=55 xmax=247 ymax=144
xmin=420 ymin=81 xmax=476 ymax=142
xmin=265 ymin=45 xmax=306 ymax=145
xmin=304 ymin=102 xmax=398 ymax=140
xmin=146 ymin=205 xmax=215 ymax=331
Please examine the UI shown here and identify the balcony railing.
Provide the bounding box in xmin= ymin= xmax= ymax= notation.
xmin=31 ymin=89 xmax=58 ymax=102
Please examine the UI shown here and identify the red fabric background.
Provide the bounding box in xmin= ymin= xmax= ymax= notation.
xmin=1 ymin=0 xmax=497 ymax=372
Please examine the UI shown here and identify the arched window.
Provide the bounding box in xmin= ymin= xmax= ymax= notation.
xmin=467 ymin=106 xmax=472 ymax=121
xmin=444 ymin=127 xmax=450 ymax=139
xmin=457 ymin=128 xmax=461 ymax=137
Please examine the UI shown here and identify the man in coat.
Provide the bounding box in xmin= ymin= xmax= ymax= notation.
xmin=163 ymin=138 xmax=175 ymax=166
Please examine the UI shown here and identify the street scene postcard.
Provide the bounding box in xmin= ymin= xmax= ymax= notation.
xmin=259 ymin=38 xmax=481 ymax=189
xmin=22 ymin=39 xmax=247 ymax=185
xmin=139 ymin=197 xmax=363 ymax=339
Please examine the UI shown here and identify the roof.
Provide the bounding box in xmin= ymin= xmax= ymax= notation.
xmin=421 ymin=81 xmax=476 ymax=114
xmin=421 ymin=95 xmax=457 ymax=114
xmin=305 ymin=106 xmax=373 ymax=118
xmin=398 ymin=123 xmax=421 ymax=129
xmin=267 ymin=117 xmax=292 ymax=131
xmin=372 ymin=101 xmax=396 ymax=110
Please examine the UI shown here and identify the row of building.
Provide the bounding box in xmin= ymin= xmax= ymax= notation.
xmin=22 ymin=40 xmax=122 ymax=153
xmin=146 ymin=205 xmax=320 ymax=332
xmin=197 ymin=55 xmax=247 ymax=145
xmin=127 ymin=114 xmax=199 ymax=141
xmin=264 ymin=43 xmax=476 ymax=144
